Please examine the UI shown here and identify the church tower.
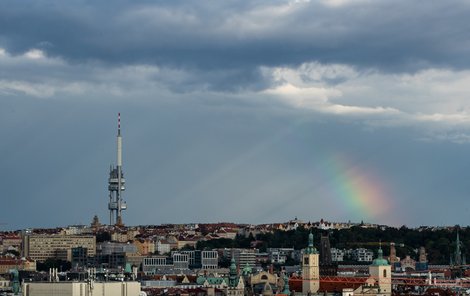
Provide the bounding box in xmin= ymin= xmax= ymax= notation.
xmin=302 ymin=232 xmax=320 ymax=294
xmin=369 ymin=246 xmax=391 ymax=295
xmin=227 ymin=257 xmax=245 ymax=296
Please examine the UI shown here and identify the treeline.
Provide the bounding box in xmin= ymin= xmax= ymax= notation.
xmin=197 ymin=226 xmax=469 ymax=264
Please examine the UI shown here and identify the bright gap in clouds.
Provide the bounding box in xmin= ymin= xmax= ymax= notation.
xmin=260 ymin=62 xmax=470 ymax=133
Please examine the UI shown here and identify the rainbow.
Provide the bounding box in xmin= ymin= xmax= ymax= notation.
xmin=315 ymin=153 xmax=393 ymax=222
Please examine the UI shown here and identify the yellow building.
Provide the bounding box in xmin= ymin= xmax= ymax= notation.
xmin=134 ymin=239 xmax=155 ymax=255
xmin=111 ymin=230 xmax=138 ymax=243
xmin=23 ymin=234 xmax=95 ymax=262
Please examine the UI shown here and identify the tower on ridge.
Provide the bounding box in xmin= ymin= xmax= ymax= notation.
xmin=108 ymin=113 xmax=127 ymax=226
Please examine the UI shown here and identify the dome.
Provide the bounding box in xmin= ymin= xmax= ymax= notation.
xmin=372 ymin=247 xmax=389 ymax=266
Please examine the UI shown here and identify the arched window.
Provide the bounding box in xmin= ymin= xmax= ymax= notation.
xmin=383 ymin=269 xmax=387 ymax=278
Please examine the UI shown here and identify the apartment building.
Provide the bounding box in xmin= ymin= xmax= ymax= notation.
xmin=23 ymin=234 xmax=95 ymax=262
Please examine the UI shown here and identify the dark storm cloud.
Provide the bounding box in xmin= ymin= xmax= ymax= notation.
xmin=1 ymin=0 xmax=470 ymax=73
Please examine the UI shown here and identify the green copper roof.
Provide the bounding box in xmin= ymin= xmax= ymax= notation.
xmin=228 ymin=257 xmax=239 ymax=287
xmin=242 ymin=263 xmax=252 ymax=276
xmin=196 ymin=276 xmax=206 ymax=285
xmin=305 ymin=231 xmax=318 ymax=254
xmin=230 ymin=257 xmax=237 ymax=273
xmin=372 ymin=247 xmax=389 ymax=266
xmin=196 ymin=276 xmax=226 ymax=285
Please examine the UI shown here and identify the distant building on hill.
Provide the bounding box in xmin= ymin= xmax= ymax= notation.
xmin=22 ymin=234 xmax=95 ymax=262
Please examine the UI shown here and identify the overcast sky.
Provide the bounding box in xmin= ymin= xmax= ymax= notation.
xmin=2 ymin=0 xmax=470 ymax=230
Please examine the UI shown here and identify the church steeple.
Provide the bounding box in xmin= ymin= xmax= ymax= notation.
xmin=305 ymin=231 xmax=318 ymax=254
xmin=372 ymin=243 xmax=389 ymax=266
xmin=229 ymin=257 xmax=238 ymax=287
xmin=369 ymin=241 xmax=392 ymax=295
xmin=302 ymin=232 xmax=320 ymax=294
xmin=282 ymin=272 xmax=290 ymax=294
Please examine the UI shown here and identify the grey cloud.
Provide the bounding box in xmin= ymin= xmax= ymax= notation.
xmin=1 ymin=0 xmax=470 ymax=73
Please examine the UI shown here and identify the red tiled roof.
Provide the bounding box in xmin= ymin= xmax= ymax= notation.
xmin=288 ymin=276 xmax=368 ymax=293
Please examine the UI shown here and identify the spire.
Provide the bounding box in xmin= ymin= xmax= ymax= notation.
xmin=378 ymin=246 xmax=383 ymax=260
xmin=116 ymin=113 xmax=123 ymax=167
xmin=372 ymin=241 xmax=389 ymax=266
xmin=118 ymin=112 xmax=121 ymax=136
xmin=305 ymin=231 xmax=317 ymax=254
xmin=378 ymin=240 xmax=383 ymax=259
xmin=229 ymin=257 xmax=238 ymax=288
xmin=282 ymin=272 xmax=290 ymax=294
xmin=230 ymin=257 xmax=237 ymax=273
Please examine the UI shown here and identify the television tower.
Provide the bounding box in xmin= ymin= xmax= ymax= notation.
xmin=108 ymin=113 xmax=127 ymax=226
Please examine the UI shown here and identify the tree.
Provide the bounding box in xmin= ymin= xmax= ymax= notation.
xmin=96 ymin=231 xmax=111 ymax=243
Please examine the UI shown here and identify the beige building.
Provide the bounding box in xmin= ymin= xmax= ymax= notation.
xmin=111 ymin=230 xmax=139 ymax=243
xmin=155 ymin=240 xmax=171 ymax=255
xmin=1 ymin=234 xmax=22 ymax=253
xmin=0 ymin=277 xmax=11 ymax=293
xmin=134 ymin=239 xmax=155 ymax=256
xmin=23 ymin=234 xmax=96 ymax=262
xmin=176 ymin=238 xmax=198 ymax=250
xmin=22 ymin=281 xmax=141 ymax=296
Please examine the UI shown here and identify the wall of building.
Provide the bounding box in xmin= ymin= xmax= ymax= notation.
xmin=24 ymin=235 xmax=96 ymax=262
xmin=23 ymin=281 xmax=141 ymax=296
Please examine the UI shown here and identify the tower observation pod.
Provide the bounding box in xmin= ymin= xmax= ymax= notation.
xmin=108 ymin=113 xmax=127 ymax=226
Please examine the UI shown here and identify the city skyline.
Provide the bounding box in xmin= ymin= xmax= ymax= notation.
xmin=2 ymin=1 xmax=470 ymax=229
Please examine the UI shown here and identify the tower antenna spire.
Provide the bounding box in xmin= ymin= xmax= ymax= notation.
xmin=118 ymin=112 xmax=121 ymax=136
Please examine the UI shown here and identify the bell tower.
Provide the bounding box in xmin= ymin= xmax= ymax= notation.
xmin=369 ymin=245 xmax=391 ymax=295
xmin=302 ymin=232 xmax=320 ymax=294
